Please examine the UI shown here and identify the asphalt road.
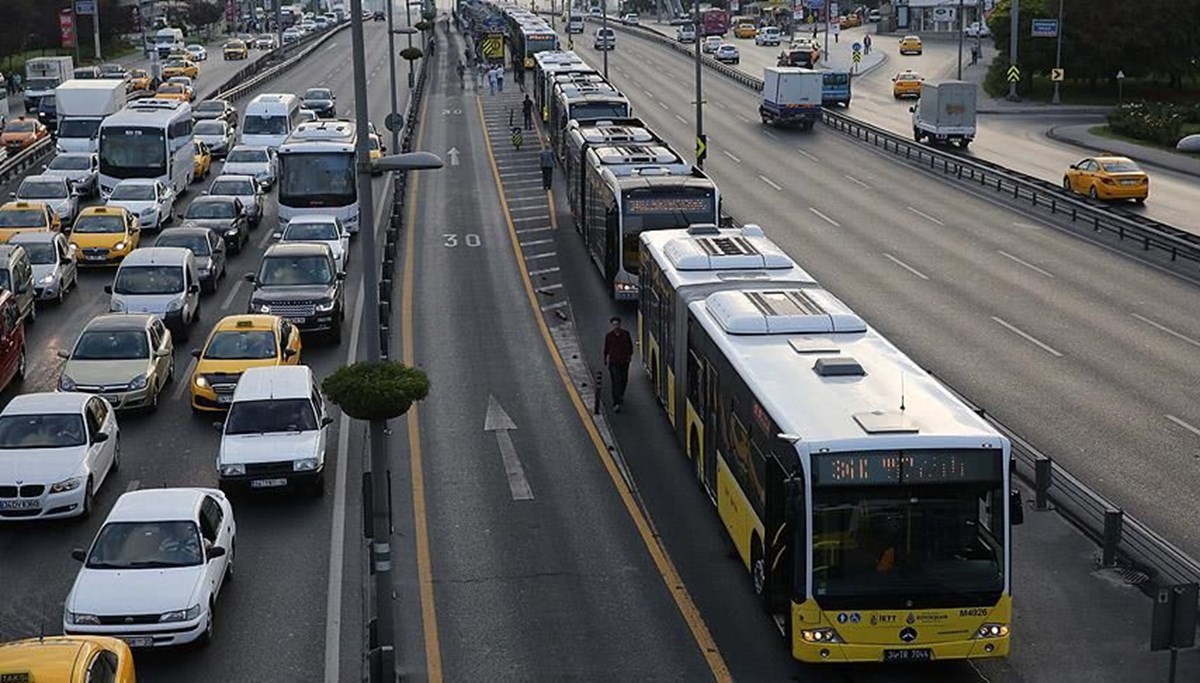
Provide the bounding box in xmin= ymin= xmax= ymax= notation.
xmin=0 ymin=22 xmax=405 ymax=683
xmin=567 ymin=24 xmax=1200 ymax=576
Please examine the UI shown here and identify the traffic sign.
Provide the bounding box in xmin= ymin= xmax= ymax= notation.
xmin=1031 ymin=18 xmax=1058 ymax=38
xmin=1007 ymin=65 xmax=1021 ymax=83
xmin=852 ymin=52 xmax=862 ymax=63
xmin=74 ymin=0 xmax=95 ymax=15
xmin=852 ymin=42 xmax=861 ymax=52
xmin=696 ymin=135 xmax=707 ymax=162
xmin=1116 ymin=70 xmax=1126 ymax=80
xmin=384 ymin=112 xmax=406 ymax=133
xmin=1050 ymin=68 xmax=1064 ymax=82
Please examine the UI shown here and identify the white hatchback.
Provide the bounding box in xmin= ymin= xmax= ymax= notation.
xmin=273 ymin=215 xmax=349 ymax=270
xmin=105 ymin=178 xmax=176 ymax=230
xmin=64 ymin=487 xmax=236 ymax=647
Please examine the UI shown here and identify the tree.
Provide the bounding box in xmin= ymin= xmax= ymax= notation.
xmin=322 ymin=361 xmax=430 ymax=421
xmin=188 ymin=0 xmax=224 ymax=29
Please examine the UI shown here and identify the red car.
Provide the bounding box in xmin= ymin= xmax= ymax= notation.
xmin=0 ymin=289 xmax=27 ymax=393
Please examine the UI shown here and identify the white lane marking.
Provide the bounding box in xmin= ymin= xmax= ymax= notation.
xmin=762 ymin=130 xmax=779 ymax=140
xmin=991 ymin=316 xmax=1064 ymax=357
xmin=324 ymin=169 xmax=389 ymax=683
xmin=796 ymin=148 xmax=819 ymax=162
xmin=513 ymin=216 xmax=545 ymax=223
xmin=907 ymin=206 xmax=945 ymax=226
xmin=1013 ymin=222 xmax=1043 ymax=230
xmin=516 ymin=226 xmax=552 ymax=234
xmin=220 ymin=278 xmax=245 ymax=311
xmin=541 ymin=300 xmax=569 ymax=312
xmin=644 ymin=89 xmax=655 ymax=98
xmin=529 ymin=266 xmax=561 ymax=276
xmin=325 ymin=42 xmax=339 ymax=51
xmin=736 ymin=113 xmax=752 ymax=123
xmin=758 ymin=175 xmax=782 ymax=191
xmin=714 ymin=102 xmax=728 ymax=110
xmin=674 ymin=114 xmax=688 ymax=124
xmin=520 ymin=238 xmax=553 ymax=246
xmin=524 ymin=252 xmax=557 ymax=261
xmin=658 ymin=101 xmax=670 ymax=110
xmin=883 ymin=253 xmax=930 ymax=280
xmin=173 ymin=357 xmax=198 ymax=401
xmin=843 ymin=174 xmax=870 ymax=189
xmin=722 ymin=150 xmax=741 ymax=163
xmin=1132 ymin=313 xmax=1200 ymax=350
xmin=808 ymin=207 xmax=841 ymax=227
xmin=998 ymin=250 xmax=1055 ymax=278
xmin=536 ymin=282 xmax=564 ymax=292
xmin=484 ymin=397 xmax=533 ymax=501
xmin=1166 ymin=415 xmax=1200 ymax=439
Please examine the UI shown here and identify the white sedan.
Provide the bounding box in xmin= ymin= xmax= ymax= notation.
xmin=222 ymin=146 xmax=277 ymax=188
xmin=0 ymin=392 xmax=120 ymax=520
xmin=64 ymin=487 xmax=236 ymax=647
xmin=274 ymin=215 xmax=349 ymax=270
xmin=715 ymin=43 xmax=741 ymax=64
xmin=105 ymin=178 xmax=176 ymax=230
xmin=186 ymin=44 xmax=208 ymax=61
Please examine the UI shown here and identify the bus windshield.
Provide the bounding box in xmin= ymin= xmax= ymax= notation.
xmin=621 ymin=187 xmax=717 ymax=274
xmin=278 ymin=152 xmax=355 ymax=207
xmin=100 ymin=126 xmax=166 ymax=179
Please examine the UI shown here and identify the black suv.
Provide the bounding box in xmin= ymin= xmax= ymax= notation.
xmin=246 ymin=243 xmax=345 ymax=342
xmin=181 ymin=196 xmax=250 ymax=254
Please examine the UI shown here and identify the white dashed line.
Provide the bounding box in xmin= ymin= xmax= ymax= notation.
xmin=883 ymin=253 xmax=930 ymax=280
xmin=997 ymin=250 xmax=1055 ymax=278
xmin=1166 ymin=415 xmax=1200 ymax=439
xmin=991 ymin=316 xmax=1063 ymax=357
xmin=758 ymin=175 xmax=782 ymax=191
xmin=1132 ymin=313 xmax=1200 ymax=350
xmin=808 ymin=207 xmax=841 ymax=227
xmin=674 ymin=114 xmax=687 ymax=124
xmin=843 ymin=174 xmax=870 ymax=189
xmin=907 ymin=206 xmax=945 ymax=226
xmin=796 ymin=148 xmax=819 ymax=162
xmin=722 ymin=150 xmax=741 ymax=163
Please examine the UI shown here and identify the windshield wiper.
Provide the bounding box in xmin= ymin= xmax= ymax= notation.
xmin=127 ymin=559 xmax=195 ymax=568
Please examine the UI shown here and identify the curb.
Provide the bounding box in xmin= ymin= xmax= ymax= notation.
xmin=1045 ymin=125 xmax=1200 ymax=179
xmin=978 ymin=105 xmax=1111 ymax=116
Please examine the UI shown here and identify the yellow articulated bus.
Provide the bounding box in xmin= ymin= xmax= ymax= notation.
xmin=638 ymin=225 xmax=1023 ymax=664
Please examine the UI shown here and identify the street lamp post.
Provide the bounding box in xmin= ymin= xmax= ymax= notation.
xmin=956 ymin=0 xmax=964 ymax=79
xmin=1051 ymin=0 xmax=1064 ymax=104
xmin=601 ymin=0 xmax=608 ymax=79
xmin=693 ymin=0 xmax=702 ymax=170
xmin=406 ymin=1 xmax=418 ymax=89
xmin=386 ymin=0 xmax=402 ymax=152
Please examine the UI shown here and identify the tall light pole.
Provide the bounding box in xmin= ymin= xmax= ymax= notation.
xmin=406 ymin=1 xmax=417 ymax=89
xmin=692 ymin=0 xmax=702 ymax=170
xmin=386 ymin=0 xmax=401 ymax=152
xmin=1051 ymin=0 xmax=1064 ymax=104
xmin=601 ymin=0 xmax=608 ymax=79
xmin=955 ymin=0 xmax=964 ymax=79
xmin=1007 ymin=0 xmax=1019 ymax=100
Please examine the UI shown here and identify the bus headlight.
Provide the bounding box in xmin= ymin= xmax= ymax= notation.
xmin=973 ymin=623 xmax=1009 ymax=639
xmin=800 ymin=627 xmax=843 ymax=644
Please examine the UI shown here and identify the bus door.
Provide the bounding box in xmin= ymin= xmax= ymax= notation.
xmin=702 ymin=361 xmax=719 ymax=497
xmin=764 ymin=457 xmax=798 ymax=621
xmin=604 ymin=205 xmax=619 ymax=284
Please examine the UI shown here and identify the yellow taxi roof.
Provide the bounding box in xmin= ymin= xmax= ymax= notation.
xmin=79 ymin=206 xmax=128 ymax=217
xmin=212 ymin=314 xmax=281 ymax=332
xmin=0 ymin=201 xmax=47 ymax=211
xmin=1094 ymin=155 xmax=1136 ymax=164
xmin=0 ymin=636 xmax=114 ymax=680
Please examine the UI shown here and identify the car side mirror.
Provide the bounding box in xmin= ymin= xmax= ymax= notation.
xmin=211 ymin=420 xmax=225 ymax=432
xmin=207 ymin=546 xmax=227 ymax=560
xmin=243 ymin=272 xmax=255 ymax=283
xmin=104 ymin=284 xmax=113 ymax=294
xmin=908 ymin=106 xmax=916 ymax=113
xmin=1068 ymin=163 xmax=1077 ymax=170
xmin=92 ymin=431 xmax=109 ymax=443
xmin=71 ymin=548 xmax=87 ymax=562
xmin=191 ymin=348 xmax=202 ymax=358
xmin=1010 ymin=489 xmax=1025 ymax=526
xmin=156 ymin=348 xmax=172 ymax=357
xmin=8 ymin=192 xmax=14 ymax=199
xmin=188 ymin=283 xmax=200 ymax=294
xmin=57 ymin=349 xmax=70 ymax=359
xmin=336 ymin=271 xmax=346 ymax=280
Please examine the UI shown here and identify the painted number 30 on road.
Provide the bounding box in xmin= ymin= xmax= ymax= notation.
xmin=444 ymin=233 xmax=482 ymax=247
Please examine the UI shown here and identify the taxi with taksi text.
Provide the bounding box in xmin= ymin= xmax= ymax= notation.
xmin=69 ymin=206 xmax=141 ymax=265
xmin=161 ymin=58 xmax=199 ymax=80
xmin=0 ymin=201 xmax=60 ymax=242
xmin=892 ymin=69 xmax=924 ymax=98
xmin=0 ymin=635 xmax=136 ymax=683
xmin=1063 ymin=155 xmax=1150 ymax=203
xmin=223 ymin=39 xmax=249 ymax=60
xmin=899 ymin=34 xmax=923 ymax=55
xmin=190 ymin=315 xmax=303 ymax=411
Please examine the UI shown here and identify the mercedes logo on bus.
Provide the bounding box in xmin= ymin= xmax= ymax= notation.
xmin=899 ymin=627 xmax=918 ymax=643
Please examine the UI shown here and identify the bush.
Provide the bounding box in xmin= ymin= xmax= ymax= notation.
xmin=1108 ymin=102 xmax=1188 ymax=146
xmin=400 ymin=46 xmax=424 ymax=61
xmin=322 ymin=361 xmax=430 ymax=421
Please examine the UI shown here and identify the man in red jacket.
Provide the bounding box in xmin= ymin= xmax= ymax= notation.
xmin=603 ymin=316 xmax=634 ymax=412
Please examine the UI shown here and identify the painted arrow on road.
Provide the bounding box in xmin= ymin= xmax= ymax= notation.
xmin=447 ymin=147 xmax=460 ymax=166
xmin=484 ymin=395 xmax=533 ymax=500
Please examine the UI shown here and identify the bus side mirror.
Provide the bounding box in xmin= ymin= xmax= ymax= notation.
xmin=1010 ymin=489 xmax=1024 ymax=526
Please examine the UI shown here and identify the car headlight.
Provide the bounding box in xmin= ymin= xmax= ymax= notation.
xmin=799 ymin=627 xmax=844 ymax=644
xmin=67 ymin=611 xmax=100 ymax=625
xmin=50 ymin=476 xmax=84 ymax=493
xmin=59 ymin=375 xmax=76 ymax=391
xmin=225 ymin=228 xmax=239 ymax=236
xmin=194 ymin=374 xmax=208 ymax=387
xmin=973 ymin=623 xmax=1010 ymax=639
xmin=293 ymin=458 xmax=319 ymax=472
xmin=160 ymin=604 xmax=203 ymax=623
xmin=220 ymin=463 xmax=246 ymax=476
xmin=114 ymin=241 xmax=127 ymax=251
xmin=167 ymin=297 xmax=184 ymax=312
xmin=40 ymin=274 xmax=55 ymax=285
xmin=315 ymin=299 xmax=336 ymax=312
xmin=128 ymin=374 xmax=148 ymax=390
xmin=140 ymin=208 xmax=156 ymax=217
xmin=110 ymin=298 xmax=126 ymax=312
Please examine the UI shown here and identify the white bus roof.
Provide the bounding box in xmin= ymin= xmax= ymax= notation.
xmin=568 ymin=121 xmax=658 ymax=146
xmin=103 ymin=99 xmax=192 ymax=127
xmin=688 ymin=288 xmax=1006 ymax=451
xmin=641 ymin=225 xmax=814 ymax=277
xmin=281 ymin=119 xmax=356 ymax=152
xmin=587 ymin=144 xmax=692 ymax=176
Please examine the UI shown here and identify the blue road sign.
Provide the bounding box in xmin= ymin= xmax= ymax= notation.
xmin=852 ymin=42 xmax=861 ymax=52
xmin=74 ymin=0 xmax=95 ymax=15
xmin=1031 ymin=18 xmax=1058 ymax=38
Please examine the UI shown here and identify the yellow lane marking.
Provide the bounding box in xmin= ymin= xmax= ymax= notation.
xmin=475 ymin=95 xmax=732 ymax=682
xmin=401 ymin=84 xmax=443 ymax=683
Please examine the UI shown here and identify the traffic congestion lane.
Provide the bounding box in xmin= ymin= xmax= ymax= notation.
xmin=391 ymin=25 xmax=724 ymax=680
xmin=569 ymin=28 xmax=1200 ymax=599
xmin=0 ymin=23 xmax=400 ymax=683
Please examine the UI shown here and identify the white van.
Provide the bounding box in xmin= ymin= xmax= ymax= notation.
xmin=155 ymin=27 xmax=186 ymax=58
xmin=105 ymin=247 xmax=202 ymax=340
xmin=567 ymin=15 xmax=585 ymax=33
xmin=240 ymin=93 xmax=302 ymax=150
xmin=594 ymin=27 xmax=615 ymax=50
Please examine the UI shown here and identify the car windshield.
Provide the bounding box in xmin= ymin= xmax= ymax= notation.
xmin=73 ymin=329 xmax=150 ymax=360
xmin=285 ymin=222 xmax=339 ymax=241
xmin=6 ymin=121 xmax=36 ymax=133
xmin=1101 ymin=160 xmax=1141 ymax=173
xmin=20 ymin=242 xmax=57 ymax=264
xmin=19 ymin=181 xmax=66 ymax=199
xmin=242 ymin=115 xmax=290 ymax=135
xmin=74 ymin=214 xmax=126 ymax=234
xmin=227 ymin=149 xmax=269 ymax=164
xmin=0 ymin=414 xmax=87 ymax=449
xmin=156 ymin=233 xmax=210 ymax=255
xmin=166 ymin=60 xmax=188 ymax=68
xmin=113 ymin=265 xmax=183 ymax=295
xmin=258 ymin=254 xmax=333 ymax=285
xmin=304 ymin=88 xmax=332 ymax=100
xmin=109 ymin=184 xmax=155 ymax=201
xmin=0 ymin=209 xmax=45 ymax=227
xmin=204 ymin=330 xmax=277 ymax=360
xmin=194 ymin=121 xmax=225 ymax=136
xmin=158 ymin=84 xmax=182 ymax=94
xmin=186 ymin=201 xmax=237 ymax=219
xmin=210 ymin=179 xmax=256 ymax=196
xmin=226 ymin=398 xmax=317 ymax=434
xmin=48 ymin=155 xmax=92 ymax=171
xmin=86 ymin=521 xmax=204 ymax=569
xmin=196 ymin=101 xmax=224 ymax=113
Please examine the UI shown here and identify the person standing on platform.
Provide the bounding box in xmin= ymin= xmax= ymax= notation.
xmin=603 ymin=317 xmax=634 ymax=412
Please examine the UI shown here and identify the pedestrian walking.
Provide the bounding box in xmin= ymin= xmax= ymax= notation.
xmin=478 ymin=62 xmax=487 ymax=89
xmin=487 ymin=66 xmax=497 ymax=95
xmin=603 ymin=317 xmax=633 ymax=412
xmin=540 ymin=145 xmax=554 ymax=190
xmin=863 ymin=33 xmax=871 ymax=54
xmin=494 ymin=65 xmax=505 ymax=92
xmin=522 ymin=94 xmax=534 ymax=130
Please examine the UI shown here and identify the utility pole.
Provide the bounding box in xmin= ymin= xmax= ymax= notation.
xmin=274 ymin=0 xmax=284 ymax=55
xmin=955 ymin=0 xmax=963 ymax=79
xmin=601 ymin=0 xmax=608 ymax=79
xmin=92 ymin=3 xmax=103 ymax=62
xmin=1007 ymin=0 xmax=1019 ymax=100
xmin=406 ymin=0 xmax=417 ymax=89
xmin=693 ymin=0 xmax=702 ymax=169
xmin=1051 ymin=0 xmax=1064 ymax=104
xmin=386 ymin=0 xmax=401 ymax=152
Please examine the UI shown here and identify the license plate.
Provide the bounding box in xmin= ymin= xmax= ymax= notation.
xmin=216 ymin=394 xmax=232 ymax=404
xmin=250 ymin=478 xmax=288 ymax=488
xmin=0 ymin=499 xmax=40 ymax=510
xmin=884 ymin=649 xmax=932 ymax=663
xmin=286 ymin=316 xmax=306 ymax=324
xmin=87 ymin=254 xmax=106 ymax=261
xmin=1121 ymin=179 xmax=1139 ymax=185
xmin=121 ymin=636 xmax=153 ymax=648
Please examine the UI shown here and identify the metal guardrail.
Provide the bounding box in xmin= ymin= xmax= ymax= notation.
xmin=0 ymin=138 xmax=55 ymax=188
xmin=599 ymin=19 xmax=1200 ymax=269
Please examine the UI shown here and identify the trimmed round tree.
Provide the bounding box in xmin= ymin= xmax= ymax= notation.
xmin=400 ymin=46 xmax=424 ymax=61
xmin=322 ymin=361 xmax=430 ymax=421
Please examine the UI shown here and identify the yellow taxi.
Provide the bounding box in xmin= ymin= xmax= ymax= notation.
xmin=0 ymin=635 xmax=136 ymax=683
xmin=223 ymin=39 xmax=249 ymax=60
xmin=733 ymin=22 xmax=757 ymax=39
xmin=0 ymin=201 xmax=60 ymax=242
xmin=154 ymin=82 xmax=192 ymax=102
xmin=194 ymin=140 xmax=213 ymax=181
xmin=368 ymin=133 xmax=384 ymax=175
xmin=161 ymin=58 xmax=199 ymax=79
xmin=128 ymin=68 xmax=152 ymax=92
xmin=1 ymin=116 xmax=50 ymax=154
xmin=899 ymin=34 xmax=923 ymax=55
xmin=892 ymin=70 xmax=924 ymax=98
xmin=839 ymin=14 xmax=861 ymax=29
xmin=1063 ymin=155 xmax=1150 ymax=203
xmin=69 ymin=206 xmax=140 ymax=265
xmin=190 ymin=315 xmax=303 ymax=411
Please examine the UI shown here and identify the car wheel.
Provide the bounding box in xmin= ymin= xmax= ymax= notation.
xmin=1089 ymin=185 xmax=1099 ymax=200
xmin=1062 ymin=176 xmax=1072 ymax=192
xmin=1135 ymin=197 xmax=1146 ymax=204
xmin=166 ymin=357 xmax=176 ymax=384
xmin=224 ymin=540 xmax=235 ymax=582
xmin=310 ymin=472 xmax=326 ymax=497
xmin=146 ymin=382 xmax=159 ymax=413
xmin=111 ymin=438 xmax=121 ymax=472
xmin=26 ymin=301 xmax=35 ymax=325
xmin=15 ymin=347 xmax=25 ymax=382
xmin=81 ymin=479 xmax=94 ymax=518
xmin=57 ymin=280 xmax=66 ymax=304
xmin=196 ymin=602 xmax=214 ymax=647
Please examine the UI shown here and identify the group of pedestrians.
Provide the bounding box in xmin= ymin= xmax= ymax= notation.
xmin=479 ymin=62 xmax=505 ymax=94
xmin=3 ymin=72 xmax=21 ymax=96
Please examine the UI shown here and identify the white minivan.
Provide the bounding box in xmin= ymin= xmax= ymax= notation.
xmin=105 ymin=247 xmax=202 ymax=340
xmin=567 ymin=15 xmax=585 ymax=33
xmin=594 ymin=27 xmax=615 ymax=50
xmin=240 ymin=93 xmax=302 ymax=150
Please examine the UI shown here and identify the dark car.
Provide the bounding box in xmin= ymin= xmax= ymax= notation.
xmin=300 ymin=87 xmax=337 ymax=118
xmin=193 ymin=99 xmax=238 ymax=127
xmin=373 ymin=11 xmax=386 ymax=21
xmin=246 ymin=242 xmax=345 ymax=342
xmin=35 ymin=97 xmax=58 ymax=132
xmin=180 ymin=196 xmax=249 ymax=254
xmin=154 ymin=227 xmax=227 ymax=292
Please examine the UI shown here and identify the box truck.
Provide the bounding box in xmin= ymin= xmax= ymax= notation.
xmin=24 ymin=56 xmax=75 ymax=112
xmin=759 ymin=67 xmax=823 ymax=130
xmin=911 ymin=80 xmax=977 ymax=147
xmin=55 ymin=80 xmax=129 ymax=153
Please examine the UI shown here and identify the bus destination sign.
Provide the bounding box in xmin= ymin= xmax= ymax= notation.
xmin=813 ymin=450 xmax=1001 ymax=486
xmin=625 ymin=196 xmax=712 ymax=214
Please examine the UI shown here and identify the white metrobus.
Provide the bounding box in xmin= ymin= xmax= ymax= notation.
xmin=276 ymin=119 xmax=359 ymax=233
xmin=98 ymin=99 xmax=194 ymax=198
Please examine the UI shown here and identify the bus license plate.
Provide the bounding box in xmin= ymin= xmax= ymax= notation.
xmin=250 ymin=478 xmax=288 ymax=489
xmin=884 ymin=649 xmax=932 ymax=663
